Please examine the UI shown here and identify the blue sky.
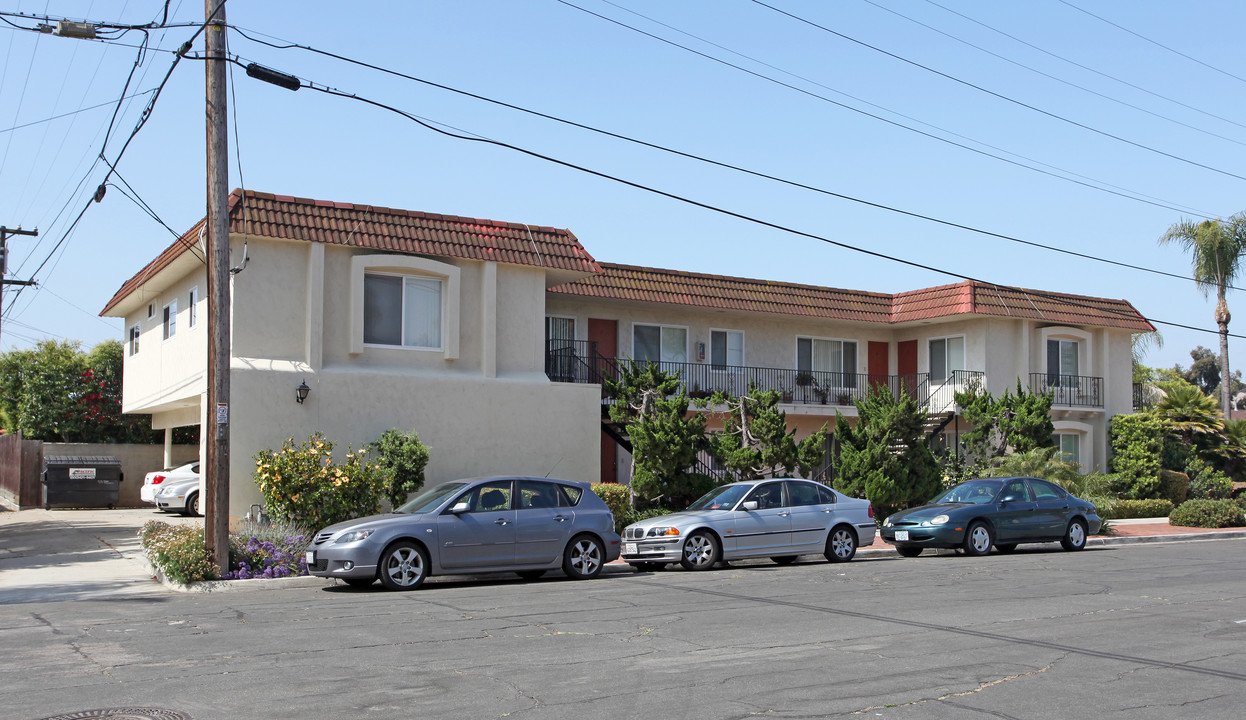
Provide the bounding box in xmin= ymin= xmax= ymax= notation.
xmin=2 ymin=1 xmax=1245 ymax=374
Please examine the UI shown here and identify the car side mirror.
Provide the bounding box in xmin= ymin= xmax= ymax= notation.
xmin=448 ymin=501 xmax=470 ymax=514
xmin=999 ymin=495 xmax=1018 ymax=504
xmin=742 ymin=500 xmax=758 ymax=511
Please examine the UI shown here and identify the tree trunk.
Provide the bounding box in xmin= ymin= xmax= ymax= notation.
xmin=1217 ymin=287 xmax=1232 ymax=416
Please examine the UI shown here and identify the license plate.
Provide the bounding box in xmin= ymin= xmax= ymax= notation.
xmin=624 ymin=543 xmax=637 ymax=555
xmin=894 ymin=530 xmax=909 ymax=542
xmin=305 ymin=551 xmax=315 ymax=564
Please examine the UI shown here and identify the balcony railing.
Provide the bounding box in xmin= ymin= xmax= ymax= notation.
xmin=1029 ymin=373 xmax=1103 ymax=408
xmin=546 ymin=341 xmax=985 ymax=411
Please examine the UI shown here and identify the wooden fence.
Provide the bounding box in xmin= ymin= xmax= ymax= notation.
xmin=0 ymin=433 xmax=43 ymax=510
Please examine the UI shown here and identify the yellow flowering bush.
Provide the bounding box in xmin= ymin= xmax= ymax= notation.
xmin=253 ymin=432 xmax=387 ymax=531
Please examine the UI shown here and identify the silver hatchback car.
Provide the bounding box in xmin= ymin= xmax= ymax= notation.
xmin=621 ymin=478 xmax=875 ymax=571
xmin=307 ymin=476 xmax=621 ymax=590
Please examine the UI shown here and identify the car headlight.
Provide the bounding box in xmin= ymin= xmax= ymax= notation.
xmin=883 ymin=516 xmax=893 ymax=526
xmin=920 ymin=514 xmax=950 ymax=527
xmin=334 ymin=528 xmax=376 ymax=544
xmin=647 ymin=527 xmax=680 ymax=537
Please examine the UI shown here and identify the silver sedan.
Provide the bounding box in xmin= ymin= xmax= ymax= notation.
xmin=307 ymin=476 xmax=621 ymax=590
xmin=621 ymin=479 xmax=875 ymax=571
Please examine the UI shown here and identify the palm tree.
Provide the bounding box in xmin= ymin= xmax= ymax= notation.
xmin=1154 ymin=381 xmax=1224 ymax=445
xmin=1159 ymin=212 xmax=1246 ymax=414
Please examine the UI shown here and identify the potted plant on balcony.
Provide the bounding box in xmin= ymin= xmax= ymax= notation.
xmin=688 ymin=383 xmax=712 ymax=400
xmin=780 ymin=385 xmax=794 ymax=403
xmin=795 ymin=372 xmax=814 ymax=387
xmin=836 ymin=391 xmax=853 ymax=405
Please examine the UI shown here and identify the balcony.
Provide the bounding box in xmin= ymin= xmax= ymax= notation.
xmin=546 ymin=340 xmax=982 ymax=411
xmin=1029 ymin=373 xmax=1103 ymax=408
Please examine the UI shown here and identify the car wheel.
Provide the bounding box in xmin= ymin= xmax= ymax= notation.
xmin=680 ymin=531 xmax=720 ymax=571
xmin=516 ymin=570 xmax=547 ymax=581
xmin=771 ymin=555 xmax=798 ymax=565
xmin=378 ymin=541 xmax=429 ymax=591
xmin=182 ymin=492 xmax=199 ymax=517
xmin=563 ymin=535 xmax=605 ymax=580
xmin=896 ymin=545 xmax=923 ymax=558
xmin=824 ymin=524 xmax=858 ymax=563
xmin=994 ymin=543 xmax=1018 ymax=554
xmin=1061 ymin=518 xmax=1088 ymax=551
xmin=632 ymin=562 xmax=664 ymax=572
xmin=963 ymin=521 xmax=994 ymax=557
xmin=343 ymin=577 xmax=374 ymax=588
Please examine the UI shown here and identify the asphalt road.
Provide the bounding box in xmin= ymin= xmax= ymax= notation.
xmin=2 ymin=539 xmax=1244 ymax=720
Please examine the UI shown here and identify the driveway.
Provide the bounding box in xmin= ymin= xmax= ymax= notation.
xmin=0 ymin=507 xmax=200 ymax=604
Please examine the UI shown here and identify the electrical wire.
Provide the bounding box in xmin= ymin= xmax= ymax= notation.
xmin=749 ymin=0 xmax=1246 ymax=183
xmin=221 ymin=32 xmax=1245 ymax=293
xmin=546 ymin=2 xmax=1213 ymax=218
xmin=861 ymin=0 xmax=1246 ymax=147
xmin=234 ymin=59 xmax=1227 ymax=338
xmin=921 ymin=0 xmax=1246 ymax=133
xmin=4 ymin=1 xmax=228 ymax=319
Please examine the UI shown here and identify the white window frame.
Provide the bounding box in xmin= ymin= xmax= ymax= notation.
xmin=187 ymin=286 xmax=198 ymax=328
xmin=1052 ymin=420 xmax=1093 ymax=474
xmin=128 ymin=324 xmax=141 ymax=356
xmin=709 ymin=328 xmax=744 ymax=369
xmin=147 ymin=303 xmax=155 ymax=319
xmin=362 ymin=272 xmax=445 ymax=351
xmin=350 ymin=254 xmax=460 ymax=358
xmin=928 ymin=334 xmax=966 ymax=383
xmin=162 ymin=299 xmax=177 ymax=341
xmin=796 ymin=336 xmax=858 ymax=376
xmin=1039 ymin=327 xmax=1093 ymax=380
xmin=631 ymin=323 xmax=688 ymax=365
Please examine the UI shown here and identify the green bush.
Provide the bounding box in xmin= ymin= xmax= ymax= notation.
xmin=369 ymin=428 xmax=431 ymax=508
xmin=592 ymin=483 xmax=630 ymax=533
xmin=1108 ymin=413 xmax=1167 ymax=498
xmin=620 ymin=507 xmax=670 ymax=530
xmin=139 ymin=521 xmax=220 ymax=584
xmin=1169 ymin=499 xmax=1246 ymax=528
xmin=253 ymin=432 xmax=388 ymax=531
xmin=1156 ymin=469 xmax=1190 ymax=505
xmin=1101 ymin=498 xmax=1174 ymax=520
xmin=1185 ymin=457 xmax=1234 ymax=499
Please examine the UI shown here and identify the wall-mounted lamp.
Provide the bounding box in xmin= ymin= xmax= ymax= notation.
xmin=295 ymin=380 xmax=311 ymax=404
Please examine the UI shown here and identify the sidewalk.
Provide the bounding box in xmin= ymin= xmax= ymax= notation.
xmin=2 ymin=507 xmax=1244 ymax=603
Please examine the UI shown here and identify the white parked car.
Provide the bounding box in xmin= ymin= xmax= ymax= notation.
xmin=141 ymin=461 xmax=199 ymax=507
xmin=154 ymin=475 xmax=203 ymax=516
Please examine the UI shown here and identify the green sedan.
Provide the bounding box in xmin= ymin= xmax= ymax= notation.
xmin=880 ymin=476 xmax=1102 ymax=557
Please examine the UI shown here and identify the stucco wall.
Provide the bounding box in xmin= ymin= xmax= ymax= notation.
xmin=43 ymin=443 xmax=199 ymax=508
xmin=121 ymin=268 xmax=208 ymax=414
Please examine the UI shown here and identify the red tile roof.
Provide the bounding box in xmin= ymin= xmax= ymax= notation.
xmin=101 ymin=189 xmax=601 ymax=315
xmin=550 ymin=264 xmax=1155 ymax=332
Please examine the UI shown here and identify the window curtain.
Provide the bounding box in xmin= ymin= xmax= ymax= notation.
xmin=403 ymin=276 xmax=442 ymax=348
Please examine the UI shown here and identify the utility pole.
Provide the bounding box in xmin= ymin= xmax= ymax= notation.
xmin=204 ymin=0 xmax=230 ymax=567
xmin=0 ymin=226 xmax=39 ymax=350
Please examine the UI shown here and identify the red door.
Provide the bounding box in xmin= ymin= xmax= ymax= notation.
xmin=868 ymin=341 xmax=889 ymax=391
xmin=898 ymin=340 xmax=918 ymax=398
xmin=588 ymin=319 xmax=618 ymax=484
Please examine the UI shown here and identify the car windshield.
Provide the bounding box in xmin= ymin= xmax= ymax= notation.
xmin=686 ymin=484 xmax=751 ymax=511
xmin=395 ymin=482 xmax=467 ymax=514
xmin=931 ymin=480 xmax=1001 ymax=505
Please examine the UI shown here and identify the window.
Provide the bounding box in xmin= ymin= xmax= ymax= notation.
xmin=147 ymin=303 xmax=155 ymax=319
xmin=188 ymin=287 xmax=198 ymax=328
xmin=1001 ymin=479 xmax=1032 ymax=502
xmin=128 ymin=325 xmax=140 ymax=356
xmin=786 ymin=481 xmax=822 ymax=507
xmin=162 ymin=299 xmax=177 ymax=340
xmin=797 ymin=338 xmax=857 ymax=384
xmin=1031 ymin=480 xmax=1067 ymax=501
xmin=746 ymin=482 xmax=786 ymax=510
xmin=364 ymin=272 xmax=442 ymax=349
xmin=1047 ymin=339 xmax=1079 ymax=383
xmin=710 ymin=330 xmax=743 ymax=368
xmin=633 ymin=324 xmax=687 ymax=364
xmin=545 ymin=316 xmax=577 ymax=381
xmin=456 ymin=480 xmax=512 ymax=512
xmin=929 ymin=336 xmax=965 ymax=382
xmin=1056 ymin=433 xmax=1081 ymax=466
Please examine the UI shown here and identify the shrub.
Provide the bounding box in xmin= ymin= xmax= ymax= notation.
xmin=1169 ymin=499 xmax=1246 ymax=528
xmin=223 ymin=518 xmax=311 ymax=580
xmin=253 ymin=433 xmax=388 ymax=531
xmin=1101 ymin=498 xmax=1175 ymax=520
xmin=369 ymin=429 xmax=431 ymax=508
xmin=1108 ymin=413 xmax=1167 ymax=498
xmin=139 ymin=521 xmax=220 ymax=584
xmin=620 ymin=507 xmax=670 ymax=529
xmin=1156 ymin=469 xmax=1190 ymax=505
xmin=592 ymin=483 xmax=630 ymax=532
xmin=1184 ymin=457 xmax=1234 ymax=499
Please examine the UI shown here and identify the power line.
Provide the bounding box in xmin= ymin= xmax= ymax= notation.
xmin=1055 ymin=0 xmax=1246 ymax=87
xmin=861 ymin=0 xmax=1246 ymax=147
xmin=548 ymin=1 xmax=1213 ymax=218
xmin=921 ymin=0 xmax=1246 ymax=134
xmin=750 ymin=0 xmax=1246 ymax=184
xmin=231 ymin=57 xmax=1224 ymax=338
xmin=224 ymin=30 xmax=1242 ymax=292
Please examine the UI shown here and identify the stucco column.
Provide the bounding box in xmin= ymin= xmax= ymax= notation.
xmin=163 ymin=427 xmax=173 ymax=467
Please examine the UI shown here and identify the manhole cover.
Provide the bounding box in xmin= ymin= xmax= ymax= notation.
xmin=37 ymin=710 xmax=192 ymax=720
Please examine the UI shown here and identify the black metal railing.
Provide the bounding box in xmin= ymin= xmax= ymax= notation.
xmin=546 ymin=344 xmax=990 ymax=412
xmin=1133 ymin=382 xmax=1145 ymax=410
xmin=1029 ymin=373 xmax=1103 ymax=407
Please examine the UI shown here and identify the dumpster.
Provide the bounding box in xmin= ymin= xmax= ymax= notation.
xmin=42 ymin=456 xmax=123 ymax=509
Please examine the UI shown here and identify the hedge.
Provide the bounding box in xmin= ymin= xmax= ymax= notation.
xmin=1100 ymin=498 xmax=1174 ymax=520
xmin=1169 ymin=499 xmax=1246 ymax=528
